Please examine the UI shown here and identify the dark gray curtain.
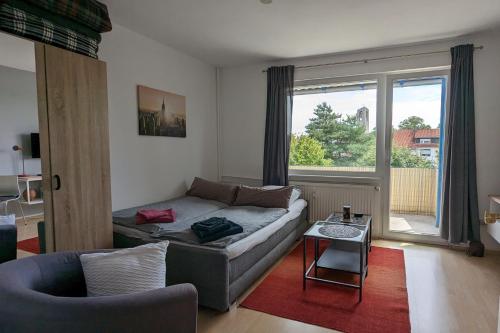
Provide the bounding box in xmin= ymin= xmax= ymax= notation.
xmin=440 ymin=44 xmax=481 ymax=244
xmin=263 ymin=65 xmax=295 ymax=186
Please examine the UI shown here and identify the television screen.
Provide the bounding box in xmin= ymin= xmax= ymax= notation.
xmin=31 ymin=133 xmax=40 ymax=158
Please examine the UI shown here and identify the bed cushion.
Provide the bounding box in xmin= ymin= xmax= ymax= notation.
xmin=233 ymin=185 xmax=293 ymax=209
xmin=151 ymin=205 xmax=287 ymax=248
xmin=113 ymin=196 xmax=228 ymax=234
xmin=114 ymin=195 xmax=288 ymax=249
xmin=186 ymin=177 xmax=239 ymax=205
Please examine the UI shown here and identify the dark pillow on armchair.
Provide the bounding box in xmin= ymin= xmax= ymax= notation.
xmin=186 ymin=177 xmax=239 ymax=205
xmin=233 ymin=185 xmax=293 ymax=209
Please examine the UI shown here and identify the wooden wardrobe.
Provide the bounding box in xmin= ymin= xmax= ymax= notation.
xmin=35 ymin=43 xmax=113 ymax=252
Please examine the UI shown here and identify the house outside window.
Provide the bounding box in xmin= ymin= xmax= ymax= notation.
xmin=393 ymin=128 xmax=440 ymax=166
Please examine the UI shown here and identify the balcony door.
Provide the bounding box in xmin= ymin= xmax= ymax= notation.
xmin=382 ymin=71 xmax=449 ymax=243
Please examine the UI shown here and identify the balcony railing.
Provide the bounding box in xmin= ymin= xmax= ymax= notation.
xmin=390 ymin=168 xmax=437 ymax=216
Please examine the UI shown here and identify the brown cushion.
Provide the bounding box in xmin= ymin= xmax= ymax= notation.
xmin=186 ymin=177 xmax=239 ymax=205
xmin=233 ymin=186 xmax=293 ymax=209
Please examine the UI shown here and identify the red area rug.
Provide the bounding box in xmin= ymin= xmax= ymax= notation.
xmin=17 ymin=237 xmax=40 ymax=254
xmin=240 ymin=241 xmax=410 ymax=333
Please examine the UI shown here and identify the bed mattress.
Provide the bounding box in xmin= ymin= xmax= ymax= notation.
xmin=113 ymin=197 xmax=307 ymax=259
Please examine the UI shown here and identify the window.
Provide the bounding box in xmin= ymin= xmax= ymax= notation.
xmin=419 ymin=138 xmax=431 ymax=144
xmin=290 ymin=80 xmax=377 ymax=174
xmin=419 ymin=149 xmax=432 ymax=157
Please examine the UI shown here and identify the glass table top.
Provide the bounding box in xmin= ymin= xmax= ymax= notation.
xmin=304 ymin=221 xmax=368 ymax=243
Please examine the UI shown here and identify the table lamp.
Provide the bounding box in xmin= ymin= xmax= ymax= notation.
xmin=12 ymin=145 xmax=27 ymax=176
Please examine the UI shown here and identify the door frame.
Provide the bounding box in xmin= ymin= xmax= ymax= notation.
xmin=381 ymin=69 xmax=450 ymax=244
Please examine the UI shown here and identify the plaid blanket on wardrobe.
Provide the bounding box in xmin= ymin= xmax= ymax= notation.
xmin=3 ymin=0 xmax=101 ymax=41
xmin=21 ymin=0 xmax=112 ymax=33
xmin=0 ymin=2 xmax=99 ymax=58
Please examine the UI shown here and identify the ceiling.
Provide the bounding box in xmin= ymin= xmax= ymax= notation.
xmin=102 ymin=0 xmax=500 ymax=67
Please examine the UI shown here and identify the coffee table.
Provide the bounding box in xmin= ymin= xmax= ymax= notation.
xmin=326 ymin=212 xmax=372 ymax=252
xmin=302 ymin=215 xmax=371 ymax=302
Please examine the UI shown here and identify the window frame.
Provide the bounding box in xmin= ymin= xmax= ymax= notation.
xmin=289 ymin=73 xmax=385 ymax=180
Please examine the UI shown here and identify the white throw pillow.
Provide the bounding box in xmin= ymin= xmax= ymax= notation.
xmin=0 ymin=214 xmax=16 ymax=226
xmin=80 ymin=241 xmax=169 ymax=297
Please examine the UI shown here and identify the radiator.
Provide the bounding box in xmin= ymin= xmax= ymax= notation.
xmin=292 ymin=182 xmax=381 ymax=224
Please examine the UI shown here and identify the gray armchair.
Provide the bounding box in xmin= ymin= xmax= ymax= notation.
xmin=0 ymin=251 xmax=198 ymax=333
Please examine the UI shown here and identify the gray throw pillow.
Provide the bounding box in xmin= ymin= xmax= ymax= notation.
xmin=233 ymin=185 xmax=293 ymax=209
xmin=80 ymin=241 xmax=169 ymax=297
xmin=263 ymin=185 xmax=302 ymax=206
xmin=186 ymin=177 xmax=239 ymax=205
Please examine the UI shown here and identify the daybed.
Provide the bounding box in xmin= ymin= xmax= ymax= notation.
xmin=113 ymin=189 xmax=308 ymax=312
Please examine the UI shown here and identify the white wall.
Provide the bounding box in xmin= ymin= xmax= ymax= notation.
xmin=100 ymin=24 xmax=218 ymax=211
xmin=220 ymin=30 xmax=500 ymax=248
xmin=0 ymin=65 xmax=41 ymax=176
xmin=0 ymin=32 xmax=35 ymax=72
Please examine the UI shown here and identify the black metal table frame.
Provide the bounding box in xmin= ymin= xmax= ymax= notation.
xmin=302 ymin=223 xmax=370 ymax=302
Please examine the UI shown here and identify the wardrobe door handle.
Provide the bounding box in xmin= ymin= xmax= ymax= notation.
xmin=53 ymin=175 xmax=61 ymax=190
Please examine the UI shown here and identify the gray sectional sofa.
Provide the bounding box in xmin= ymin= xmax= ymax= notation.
xmin=113 ymin=195 xmax=308 ymax=311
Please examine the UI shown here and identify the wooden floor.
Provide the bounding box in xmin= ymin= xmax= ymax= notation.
xmin=198 ymin=240 xmax=500 ymax=333
xmin=16 ymin=215 xmax=43 ymax=258
xmin=16 ymin=222 xmax=500 ymax=332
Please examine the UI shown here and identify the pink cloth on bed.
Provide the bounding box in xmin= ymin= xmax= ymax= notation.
xmin=136 ymin=209 xmax=176 ymax=225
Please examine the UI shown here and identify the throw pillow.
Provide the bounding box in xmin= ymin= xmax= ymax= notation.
xmin=233 ymin=185 xmax=293 ymax=209
xmin=186 ymin=177 xmax=239 ymax=205
xmin=263 ymin=185 xmax=302 ymax=206
xmin=80 ymin=241 xmax=169 ymax=296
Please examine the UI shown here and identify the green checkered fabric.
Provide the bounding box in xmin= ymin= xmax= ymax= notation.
xmin=4 ymin=0 xmax=102 ymax=41
xmin=22 ymin=0 xmax=111 ymax=33
xmin=0 ymin=2 xmax=99 ymax=58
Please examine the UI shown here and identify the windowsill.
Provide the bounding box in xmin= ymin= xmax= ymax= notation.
xmin=289 ymin=173 xmax=382 ymax=185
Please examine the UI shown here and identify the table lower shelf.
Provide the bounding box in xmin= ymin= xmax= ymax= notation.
xmin=303 ymin=238 xmax=368 ymax=302
xmin=316 ymin=242 xmax=363 ymax=274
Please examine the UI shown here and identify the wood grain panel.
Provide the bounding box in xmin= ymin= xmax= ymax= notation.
xmin=43 ymin=44 xmax=112 ymax=251
xmin=34 ymin=42 xmax=55 ymax=253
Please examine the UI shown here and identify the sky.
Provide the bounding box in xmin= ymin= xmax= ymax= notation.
xmin=292 ymin=84 xmax=443 ymax=135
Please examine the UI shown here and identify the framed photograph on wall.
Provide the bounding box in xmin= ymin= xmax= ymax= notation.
xmin=137 ymin=85 xmax=186 ymax=137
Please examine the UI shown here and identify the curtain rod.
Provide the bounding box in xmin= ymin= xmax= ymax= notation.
xmin=261 ymin=45 xmax=484 ymax=73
